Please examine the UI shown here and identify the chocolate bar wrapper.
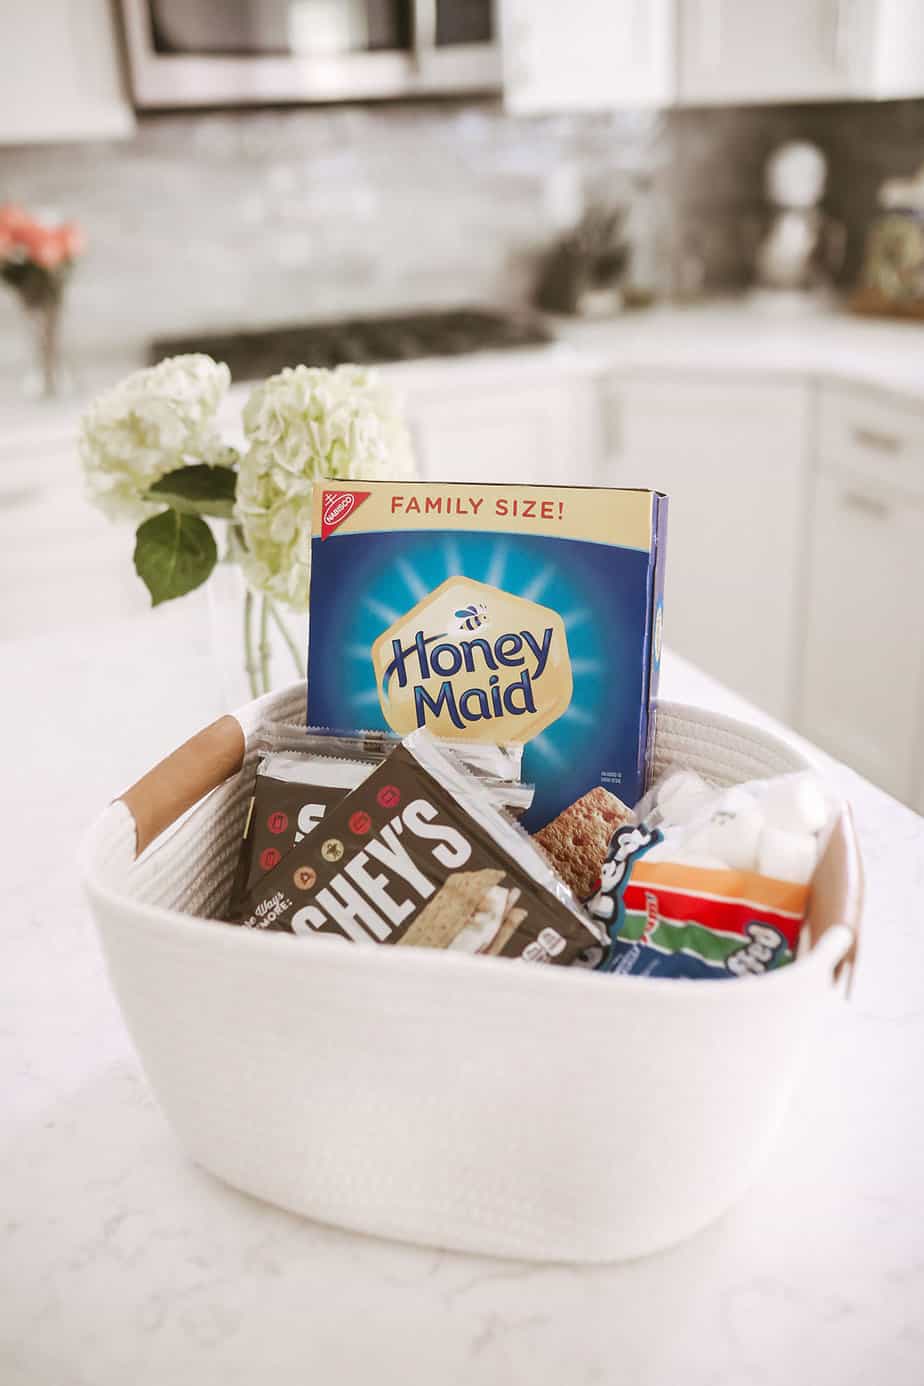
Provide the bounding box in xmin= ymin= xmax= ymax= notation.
xmin=228 ymin=752 xmax=372 ymax=918
xmin=233 ymin=730 xmax=604 ymax=966
xmin=262 ymin=722 xmax=526 ymax=784
xmin=228 ymin=741 xmax=534 ymax=921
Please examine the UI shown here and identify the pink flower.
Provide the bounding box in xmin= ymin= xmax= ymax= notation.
xmin=0 ymin=205 xmax=84 ymax=269
xmin=57 ymin=221 xmax=85 ymax=259
xmin=31 ymin=229 xmax=68 ymax=268
xmin=0 ymin=203 xmax=32 ymax=237
xmin=15 ymin=222 xmax=54 ymax=265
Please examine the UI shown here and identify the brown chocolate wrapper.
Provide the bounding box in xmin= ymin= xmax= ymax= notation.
xmin=227 ymin=746 xmax=534 ymax=921
xmin=233 ymin=732 xmax=603 ymax=966
xmin=227 ymin=763 xmax=368 ymax=920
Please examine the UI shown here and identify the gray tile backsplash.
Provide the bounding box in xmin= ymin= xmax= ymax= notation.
xmin=0 ymin=97 xmax=922 ymax=379
xmin=669 ymin=99 xmax=924 ymax=289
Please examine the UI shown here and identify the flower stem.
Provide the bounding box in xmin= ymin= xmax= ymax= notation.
xmin=267 ymin=598 xmax=303 ymax=676
xmin=243 ymin=587 xmax=259 ymax=699
xmin=258 ymin=595 xmax=272 ymax=694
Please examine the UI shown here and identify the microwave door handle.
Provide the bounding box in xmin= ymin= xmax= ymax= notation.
xmin=412 ymin=0 xmax=438 ymax=67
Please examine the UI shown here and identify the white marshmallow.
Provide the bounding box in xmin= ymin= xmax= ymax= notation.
xmin=657 ymin=771 xmax=714 ymax=826
xmin=634 ymin=833 xmax=727 ymax=869
xmin=763 ymin=775 xmax=829 ymax=835
xmin=757 ymin=826 xmax=817 ymax=885
xmin=702 ymin=787 xmax=763 ymax=872
xmin=678 ymin=825 xmax=719 ymax=856
xmin=639 ymin=838 xmax=672 ymax=862
xmin=668 ymin=851 xmax=730 ymax=870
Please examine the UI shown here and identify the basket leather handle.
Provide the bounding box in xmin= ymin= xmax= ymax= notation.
xmin=119 ymin=714 xmax=246 ymax=857
xmin=807 ymin=805 xmax=863 ymax=991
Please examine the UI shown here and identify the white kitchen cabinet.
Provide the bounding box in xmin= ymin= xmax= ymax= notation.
xmin=600 ymin=374 xmax=810 ymax=721
xmin=677 ymin=0 xmax=878 ymax=104
xmin=817 ymin=380 xmax=924 ymax=502
xmin=867 ymin=0 xmax=924 ymax=97
xmin=799 ymin=472 xmax=924 ymax=803
xmin=802 ymin=379 xmax=924 ymax=806
xmin=0 ymin=0 xmax=134 ymax=144
xmin=406 ymin=374 xmax=602 ymax=486
xmin=501 ymin=0 xmax=674 ymax=112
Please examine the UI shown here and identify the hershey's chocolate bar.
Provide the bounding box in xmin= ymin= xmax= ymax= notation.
xmin=228 ymin=754 xmax=370 ymax=918
xmin=233 ymin=733 xmax=603 ymax=966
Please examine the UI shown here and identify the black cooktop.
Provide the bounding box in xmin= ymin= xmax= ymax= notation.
xmin=150 ymin=309 xmax=552 ymax=377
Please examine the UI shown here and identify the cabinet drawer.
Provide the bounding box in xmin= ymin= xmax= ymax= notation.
xmin=817 ymin=383 xmax=924 ymax=498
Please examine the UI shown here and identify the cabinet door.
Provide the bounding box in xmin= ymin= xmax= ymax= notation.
xmin=502 ymin=0 xmax=674 ymax=112
xmin=800 ymin=474 xmax=924 ymax=804
xmin=677 ymin=0 xmax=874 ymax=104
xmin=0 ymin=0 xmax=134 ymax=144
xmin=869 ymin=0 xmax=924 ymax=97
xmin=407 ymin=376 xmax=601 ymax=486
xmin=601 ymin=375 xmax=810 ymax=721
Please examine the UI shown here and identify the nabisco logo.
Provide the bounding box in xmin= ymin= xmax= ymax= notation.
xmin=325 ymin=492 xmax=354 ymax=526
xmin=320 ymin=489 xmax=371 ymax=540
xmin=370 ymin=577 xmax=573 ymax=742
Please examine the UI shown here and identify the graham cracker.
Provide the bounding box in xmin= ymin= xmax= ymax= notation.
xmin=399 ymin=869 xmax=504 ymax=950
xmin=484 ymin=905 xmax=528 ymax=957
xmin=534 ymin=786 xmax=632 ymax=901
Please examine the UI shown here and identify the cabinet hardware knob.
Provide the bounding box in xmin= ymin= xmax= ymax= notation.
xmin=852 ymin=426 xmax=901 ymax=454
xmin=841 ymin=489 xmax=890 ymax=519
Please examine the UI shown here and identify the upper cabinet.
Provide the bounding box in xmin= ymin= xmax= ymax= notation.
xmin=866 ymin=0 xmax=924 ymax=97
xmin=0 ymin=0 xmax=134 ymax=144
xmin=501 ymin=0 xmax=924 ymax=111
xmin=675 ymin=0 xmax=924 ymax=104
xmin=501 ymin=0 xmax=675 ymax=112
xmin=676 ymin=0 xmax=877 ymax=105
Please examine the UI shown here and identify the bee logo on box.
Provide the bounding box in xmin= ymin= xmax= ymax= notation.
xmin=449 ymin=602 xmax=488 ymax=635
xmin=371 ymin=578 xmax=572 ymax=742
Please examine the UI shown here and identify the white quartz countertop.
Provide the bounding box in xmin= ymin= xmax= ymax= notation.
xmin=3 ymin=606 xmax=923 ymax=1386
xmin=3 ymin=299 xmax=924 ymax=442
xmin=549 ymin=298 xmax=924 ymax=403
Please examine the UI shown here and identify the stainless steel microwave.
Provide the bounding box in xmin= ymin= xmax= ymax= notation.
xmin=119 ymin=0 xmax=501 ymax=108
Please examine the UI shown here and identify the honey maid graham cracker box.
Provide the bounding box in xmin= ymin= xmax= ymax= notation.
xmin=306 ymin=482 xmax=668 ymax=833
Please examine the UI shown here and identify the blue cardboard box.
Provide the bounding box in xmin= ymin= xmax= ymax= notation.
xmin=307 ymin=481 xmax=668 ymax=831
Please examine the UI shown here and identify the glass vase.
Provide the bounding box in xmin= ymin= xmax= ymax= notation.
xmin=206 ymin=558 xmax=306 ymax=709
xmin=21 ymin=293 xmax=71 ymax=400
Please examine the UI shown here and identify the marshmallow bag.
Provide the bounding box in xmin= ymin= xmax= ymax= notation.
xmin=80 ymin=684 xmax=862 ymax=1264
xmin=587 ymin=770 xmax=842 ymax=980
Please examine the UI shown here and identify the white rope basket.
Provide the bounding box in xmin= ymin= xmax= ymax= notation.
xmin=80 ymin=684 xmax=862 ymax=1264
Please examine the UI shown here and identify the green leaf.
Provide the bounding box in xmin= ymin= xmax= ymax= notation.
xmin=133 ymin=509 xmax=217 ymax=607
xmin=145 ymin=464 xmax=237 ymax=518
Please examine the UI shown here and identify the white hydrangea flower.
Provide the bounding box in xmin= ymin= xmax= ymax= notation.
xmin=236 ymin=364 xmax=416 ymax=610
xmin=79 ymin=354 xmax=232 ymax=522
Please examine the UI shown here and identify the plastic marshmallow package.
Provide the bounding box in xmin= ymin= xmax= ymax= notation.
xmin=641 ymin=769 xmax=836 ymax=883
xmin=584 ymin=767 xmax=841 ymax=979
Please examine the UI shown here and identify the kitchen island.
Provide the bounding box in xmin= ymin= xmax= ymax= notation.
xmin=2 ymin=605 xmax=922 ymax=1386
